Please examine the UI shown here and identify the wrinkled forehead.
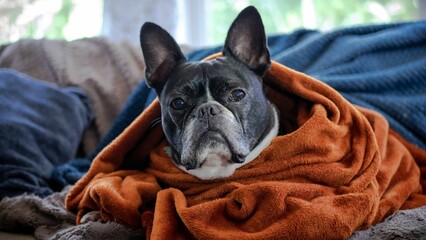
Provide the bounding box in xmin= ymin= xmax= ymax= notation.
xmin=164 ymin=58 xmax=253 ymax=92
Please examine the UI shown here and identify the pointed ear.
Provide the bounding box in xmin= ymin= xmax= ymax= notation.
xmin=223 ymin=6 xmax=271 ymax=76
xmin=140 ymin=22 xmax=186 ymax=91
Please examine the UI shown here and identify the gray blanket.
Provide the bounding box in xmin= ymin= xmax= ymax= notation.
xmin=0 ymin=187 xmax=143 ymax=240
xmin=0 ymin=187 xmax=425 ymax=239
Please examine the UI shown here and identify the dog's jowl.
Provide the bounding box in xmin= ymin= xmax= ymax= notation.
xmin=140 ymin=6 xmax=279 ymax=180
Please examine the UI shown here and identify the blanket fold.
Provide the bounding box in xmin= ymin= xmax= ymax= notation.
xmin=66 ymin=59 xmax=426 ymax=239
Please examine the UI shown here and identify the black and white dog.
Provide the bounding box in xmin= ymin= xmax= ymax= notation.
xmin=140 ymin=6 xmax=279 ymax=180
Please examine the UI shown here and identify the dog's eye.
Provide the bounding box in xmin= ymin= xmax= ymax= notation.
xmin=229 ymin=89 xmax=246 ymax=102
xmin=170 ymin=98 xmax=187 ymax=110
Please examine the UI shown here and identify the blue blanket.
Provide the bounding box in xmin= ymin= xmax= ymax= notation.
xmin=51 ymin=21 xmax=426 ymax=190
xmin=0 ymin=70 xmax=92 ymax=198
xmin=51 ymin=81 xmax=157 ymax=188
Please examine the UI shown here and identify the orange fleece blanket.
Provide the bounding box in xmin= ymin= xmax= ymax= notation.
xmin=66 ymin=58 xmax=426 ymax=239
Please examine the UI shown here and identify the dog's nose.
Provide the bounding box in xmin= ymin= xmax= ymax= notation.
xmin=183 ymin=161 xmax=197 ymax=170
xmin=233 ymin=154 xmax=246 ymax=164
xmin=198 ymin=103 xmax=220 ymax=119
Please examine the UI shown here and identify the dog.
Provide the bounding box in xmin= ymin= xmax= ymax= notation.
xmin=80 ymin=6 xmax=279 ymax=225
xmin=139 ymin=6 xmax=279 ymax=180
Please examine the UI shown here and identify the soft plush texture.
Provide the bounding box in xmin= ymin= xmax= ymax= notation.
xmin=65 ymin=58 xmax=426 ymax=239
xmin=0 ymin=21 xmax=424 ymax=239
xmin=0 ymin=186 xmax=144 ymax=240
xmin=0 ymin=69 xmax=91 ymax=199
xmin=349 ymin=205 xmax=426 ymax=240
xmin=2 ymin=186 xmax=426 ymax=240
xmin=0 ymin=38 xmax=145 ymax=155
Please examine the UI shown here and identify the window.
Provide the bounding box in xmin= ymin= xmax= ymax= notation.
xmin=0 ymin=0 xmax=103 ymax=44
xmin=0 ymin=0 xmax=424 ymax=47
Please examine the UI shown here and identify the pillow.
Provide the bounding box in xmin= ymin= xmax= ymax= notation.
xmin=51 ymin=79 xmax=156 ymax=188
xmin=0 ymin=69 xmax=92 ymax=198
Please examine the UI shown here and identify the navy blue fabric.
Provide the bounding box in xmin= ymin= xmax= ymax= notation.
xmin=52 ymin=21 xmax=426 ymax=189
xmin=0 ymin=69 xmax=92 ymax=198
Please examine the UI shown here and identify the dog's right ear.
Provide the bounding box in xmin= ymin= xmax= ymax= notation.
xmin=140 ymin=22 xmax=186 ymax=92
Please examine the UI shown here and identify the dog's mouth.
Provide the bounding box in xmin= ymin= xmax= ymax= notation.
xmin=195 ymin=131 xmax=246 ymax=169
xmin=177 ymin=102 xmax=251 ymax=172
xmin=176 ymin=126 xmax=250 ymax=171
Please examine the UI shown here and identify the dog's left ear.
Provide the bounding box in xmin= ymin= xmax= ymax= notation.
xmin=223 ymin=6 xmax=271 ymax=76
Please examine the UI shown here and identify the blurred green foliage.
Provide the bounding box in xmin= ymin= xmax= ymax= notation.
xmin=45 ymin=0 xmax=73 ymax=39
xmin=0 ymin=0 xmax=74 ymax=44
xmin=0 ymin=0 xmax=420 ymax=45
xmin=208 ymin=0 xmax=419 ymax=45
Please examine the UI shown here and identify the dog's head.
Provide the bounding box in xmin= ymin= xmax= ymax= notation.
xmin=140 ymin=6 xmax=278 ymax=180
